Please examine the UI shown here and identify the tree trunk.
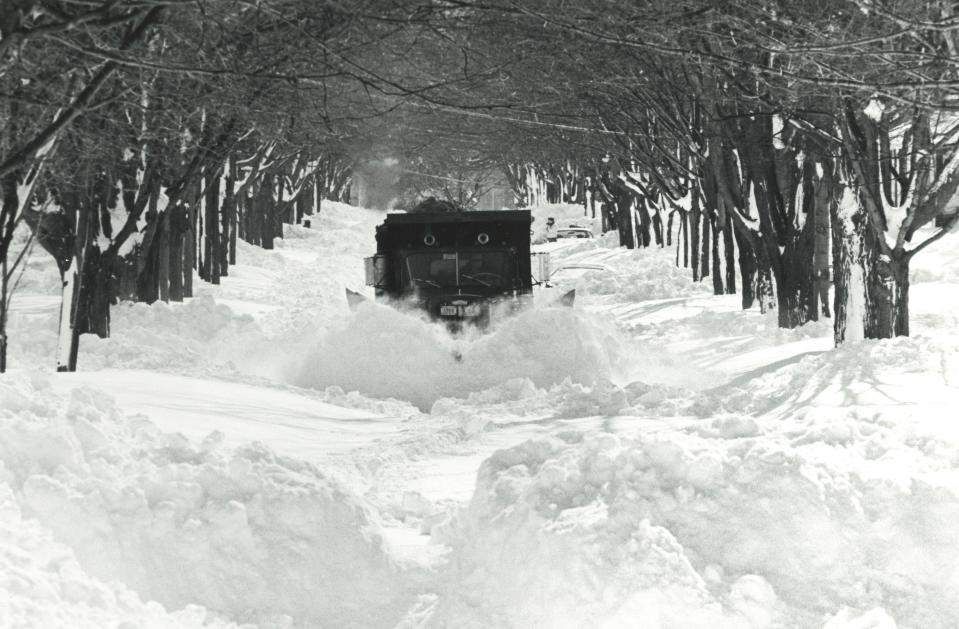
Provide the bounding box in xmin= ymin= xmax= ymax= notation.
xmin=755 ymin=244 xmax=776 ymax=315
xmin=636 ymin=196 xmax=651 ymax=247
xmin=681 ymin=211 xmax=689 ymax=268
xmin=734 ymin=223 xmax=756 ymax=309
xmin=195 ymin=179 xmax=204 ymax=280
xmin=587 ymin=180 xmax=597 ymax=219
xmin=750 ymin=162 xmax=813 ymax=327
xmin=222 ymin=160 xmax=235 ymax=275
xmin=72 ymin=245 xmax=112 ymax=338
xmin=775 ymin=227 xmax=816 ymax=328
xmin=259 ymin=176 xmax=276 ymax=250
xmin=183 ymin=200 xmax=195 ymax=298
xmin=652 ymin=204 xmax=664 ymax=246
xmin=831 ymin=187 xmax=870 ymax=344
xmin=273 ymin=174 xmax=285 ymax=241
xmin=723 ymin=220 xmax=736 ymax=295
xmin=601 ymin=202 xmax=614 ymax=234
xmin=136 ymin=190 xmax=161 ymax=304
xmin=203 ymin=169 xmax=221 ymax=284
xmin=56 ymin=257 xmax=80 ymax=372
xmin=157 ymin=208 xmax=170 ymax=302
xmin=690 ymin=190 xmax=701 ymax=280
xmin=169 ymin=204 xmax=185 ymax=302
xmin=701 ymin=209 xmax=711 ymax=281
xmin=615 ymin=190 xmax=634 ymax=249
xmin=890 ymin=257 xmax=910 ymax=337
xmin=237 ymin=190 xmax=247 ymax=243
xmin=1 ymin=256 xmax=8 ymax=373
xmin=314 ymin=170 xmax=326 ymax=211
xmin=228 ymin=194 xmax=238 ymax=265
xmin=837 ymin=99 xmax=959 ymax=340
xmin=869 ymin=250 xmax=910 ymax=338
xmin=832 ymin=175 xmax=913 ymax=343
xmin=711 ymin=217 xmax=723 ymax=295
xmin=813 ymin=192 xmax=831 ymax=318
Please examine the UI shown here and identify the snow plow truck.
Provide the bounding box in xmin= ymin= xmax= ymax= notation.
xmin=349 ymin=205 xmax=541 ymax=329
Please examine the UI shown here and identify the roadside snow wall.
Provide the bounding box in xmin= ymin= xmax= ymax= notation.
xmin=431 ymin=428 xmax=959 ymax=629
xmin=0 ymin=372 xmax=408 ymax=629
xmin=0 ymin=482 xmax=245 ymax=629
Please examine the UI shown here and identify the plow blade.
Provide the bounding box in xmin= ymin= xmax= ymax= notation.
xmin=345 ymin=288 xmax=367 ymax=311
xmin=558 ymin=289 xmax=576 ymax=307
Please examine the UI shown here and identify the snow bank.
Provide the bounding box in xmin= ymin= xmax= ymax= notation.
xmin=909 ymin=226 xmax=959 ymax=283
xmin=0 ymin=372 xmax=409 ymax=629
xmin=0 ymin=482 xmax=239 ymax=629
xmin=432 ymin=426 xmax=959 ymax=629
xmin=699 ymin=334 xmax=959 ymax=423
xmin=430 ymin=432 xmax=759 ymax=629
xmin=567 ymin=245 xmax=714 ymax=303
xmin=5 ymin=287 xmax=271 ymax=377
xmin=290 ymin=299 xmax=628 ymax=410
xmin=83 ymin=295 xmax=269 ymax=373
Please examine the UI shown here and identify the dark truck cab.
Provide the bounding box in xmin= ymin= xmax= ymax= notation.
xmin=363 ymin=209 xmax=533 ymax=327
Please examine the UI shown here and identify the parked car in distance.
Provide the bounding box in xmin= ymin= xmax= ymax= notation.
xmin=556 ymin=227 xmax=593 ymax=239
xmin=548 ymin=262 xmax=612 ymax=285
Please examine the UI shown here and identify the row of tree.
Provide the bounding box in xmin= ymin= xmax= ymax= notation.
xmin=427 ymin=0 xmax=959 ymax=346
xmin=0 ymin=0 xmax=423 ymax=371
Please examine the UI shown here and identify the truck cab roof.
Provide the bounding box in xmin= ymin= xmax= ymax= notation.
xmin=383 ymin=210 xmax=531 ymax=225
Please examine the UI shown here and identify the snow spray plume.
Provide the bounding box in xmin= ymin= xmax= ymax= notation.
xmin=289 ymin=300 xmax=627 ymax=410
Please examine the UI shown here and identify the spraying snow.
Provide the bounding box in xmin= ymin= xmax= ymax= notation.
xmin=289 ymin=299 xmax=628 ymax=410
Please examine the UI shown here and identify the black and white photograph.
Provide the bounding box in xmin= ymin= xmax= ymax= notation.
xmin=1 ymin=1 xmax=959 ymax=627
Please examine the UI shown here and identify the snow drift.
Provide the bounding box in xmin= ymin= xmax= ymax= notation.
xmin=1 ymin=481 xmax=240 ymax=629
xmin=0 ymin=372 xmax=410 ymax=629
xmin=431 ymin=426 xmax=959 ymax=629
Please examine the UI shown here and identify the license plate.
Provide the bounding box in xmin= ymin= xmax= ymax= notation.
xmin=440 ymin=304 xmax=482 ymax=317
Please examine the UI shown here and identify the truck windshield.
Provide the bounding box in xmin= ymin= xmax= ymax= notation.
xmin=405 ymin=251 xmax=510 ymax=288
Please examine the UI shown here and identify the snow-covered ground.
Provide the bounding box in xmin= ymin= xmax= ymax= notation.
xmin=3 ymin=201 xmax=959 ymax=628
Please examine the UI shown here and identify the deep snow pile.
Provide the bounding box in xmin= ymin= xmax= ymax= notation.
xmin=0 ymin=372 xmax=410 ymax=629
xmin=8 ymin=294 xmax=276 ymax=381
xmin=431 ymin=411 xmax=959 ymax=628
xmin=554 ymin=242 xmax=716 ymax=303
xmin=1 ymin=483 xmax=240 ymax=629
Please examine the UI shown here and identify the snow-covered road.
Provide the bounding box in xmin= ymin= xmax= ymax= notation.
xmin=49 ymin=369 xmax=402 ymax=456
